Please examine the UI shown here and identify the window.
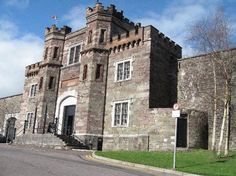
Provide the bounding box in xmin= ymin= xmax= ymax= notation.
xmin=53 ymin=47 xmax=59 ymax=59
xmin=99 ymin=29 xmax=106 ymax=43
xmin=44 ymin=47 xmax=48 ymax=60
xmin=68 ymin=45 xmax=81 ymax=65
xmin=116 ymin=59 xmax=131 ymax=81
xmin=113 ymin=101 xmax=129 ymax=127
xmin=88 ymin=30 xmax=92 ymax=44
xmin=39 ymin=77 xmax=43 ymax=90
xmin=83 ymin=65 xmax=88 ymax=80
xmin=95 ymin=64 xmax=103 ymax=80
xmin=48 ymin=76 xmax=55 ymax=90
xmin=26 ymin=113 xmax=34 ymax=129
xmin=29 ymin=84 xmax=37 ymax=97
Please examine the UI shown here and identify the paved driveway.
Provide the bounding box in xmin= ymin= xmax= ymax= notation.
xmin=0 ymin=144 xmax=158 ymax=176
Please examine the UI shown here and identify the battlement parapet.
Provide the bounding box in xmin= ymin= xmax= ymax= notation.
xmin=45 ymin=25 xmax=72 ymax=36
xmin=86 ymin=3 xmax=136 ymax=27
xmin=109 ymin=26 xmax=142 ymax=44
xmin=25 ymin=61 xmax=62 ymax=77
xmin=151 ymin=26 xmax=181 ymax=52
xmin=25 ymin=61 xmax=42 ymax=77
xmin=106 ymin=27 xmax=143 ymax=53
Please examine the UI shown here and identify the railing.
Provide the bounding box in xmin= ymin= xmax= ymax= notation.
xmin=52 ymin=118 xmax=85 ymax=146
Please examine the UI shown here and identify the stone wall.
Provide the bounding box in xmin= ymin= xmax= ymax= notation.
xmin=149 ymin=27 xmax=181 ymax=108
xmin=14 ymin=133 xmax=65 ymax=148
xmin=0 ymin=94 xmax=22 ymax=135
xmin=178 ymin=48 xmax=236 ymax=150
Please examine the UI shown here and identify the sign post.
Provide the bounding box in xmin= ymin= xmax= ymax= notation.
xmin=172 ymin=103 xmax=180 ymax=170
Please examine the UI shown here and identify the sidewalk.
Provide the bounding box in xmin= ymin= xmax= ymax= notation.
xmin=86 ymin=152 xmax=200 ymax=176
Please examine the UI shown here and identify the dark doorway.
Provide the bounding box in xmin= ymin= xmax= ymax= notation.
xmin=5 ymin=117 xmax=16 ymax=142
xmin=63 ymin=105 xmax=76 ymax=136
xmin=97 ymin=137 xmax=103 ymax=151
xmin=177 ymin=118 xmax=187 ymax=147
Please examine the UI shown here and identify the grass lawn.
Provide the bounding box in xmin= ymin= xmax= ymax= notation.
xmin=96 ymin=150 xmax=236 ymax=176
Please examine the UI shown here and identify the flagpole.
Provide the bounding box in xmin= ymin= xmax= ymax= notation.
xmin=51 ymin=16 xmax=59 ymax=26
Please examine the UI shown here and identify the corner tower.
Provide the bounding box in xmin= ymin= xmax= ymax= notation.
xmin=18 ymin=25 xmax=71 ymax=135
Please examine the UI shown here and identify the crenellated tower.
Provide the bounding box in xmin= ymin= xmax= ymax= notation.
xmin=18 ymin=25 xmax=71 ymax=134
xmin=74 ymin=3 xmax=140 ymax=148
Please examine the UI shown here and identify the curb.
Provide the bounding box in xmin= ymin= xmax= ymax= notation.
xmin=91 ymin=152 xmax=200 ymax=176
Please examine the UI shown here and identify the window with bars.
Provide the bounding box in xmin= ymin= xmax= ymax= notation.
xmin=113 ymin=101 xmax=129 ymax=127
xmin=29 ymin=84 xmax=37 ymax=97
xmin=116 ymin=60 xmax=131 ymax=81
xmin=68 ymin=45 xmax=81 ymax=65
xmin=26 ymin=112 xmax=34 ymax=129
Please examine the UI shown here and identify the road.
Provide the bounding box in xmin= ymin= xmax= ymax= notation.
xmin=0 ymin=144 xmax=162 ymax=176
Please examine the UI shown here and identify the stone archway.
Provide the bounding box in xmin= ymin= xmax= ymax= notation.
xmin=57 ymin=96 xmax=77 ymax=135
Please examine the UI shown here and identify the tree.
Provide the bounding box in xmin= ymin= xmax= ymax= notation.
xmin=187 ymin=8 xmax=235 ymax=156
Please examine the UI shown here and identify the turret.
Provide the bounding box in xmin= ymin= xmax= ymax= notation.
xmin=43 ymin=25 xmax=71 ymax=63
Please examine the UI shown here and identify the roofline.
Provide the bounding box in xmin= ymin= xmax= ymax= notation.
xmin=66 ymin=27 xmax=86 ymax=36
xmin=0 ymin=93 xmax=23 ymax=100
xmin=146 ymin=25 xmax=182 ymax=49
xmin=179 ymin=47 xmax=236 ymax=61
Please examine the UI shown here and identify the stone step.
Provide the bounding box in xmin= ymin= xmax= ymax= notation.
xmin=14 ymin=133 xmax=66 ymax=148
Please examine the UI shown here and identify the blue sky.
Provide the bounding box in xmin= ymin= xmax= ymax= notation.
xmin=0 ymin=0 xmax=236 ymax=97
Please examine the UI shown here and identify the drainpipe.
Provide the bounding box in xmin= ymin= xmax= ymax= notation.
xmin=43 ymin=104 xmax=47 ymax=134
xmin=101 ymin=51 xmax=110 ymax=150
xmin=32 ymin=106 xmax=38 ymax=134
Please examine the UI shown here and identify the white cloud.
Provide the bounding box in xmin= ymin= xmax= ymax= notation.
xmin=63 ymin=5 xmax=87 ymax=31
xmin=4 ymin=0 xmax=29 ymax=9
xmin=136 ymin=0 xmax=223 ymax=57
xmin=0 ymin=19 xmax=43 ymax=97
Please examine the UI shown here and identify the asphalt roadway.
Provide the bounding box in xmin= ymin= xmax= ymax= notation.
xmin=0 ymin=144 xmax=178 ymax=176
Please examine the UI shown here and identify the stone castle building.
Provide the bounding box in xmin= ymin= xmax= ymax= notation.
xmin=0 ymin=3 xmax=235 ymax=151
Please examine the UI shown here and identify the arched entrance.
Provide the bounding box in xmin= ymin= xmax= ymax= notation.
xmin=5 ymin=117 xmax=16 ymax=142
xmin=57 ymin=96 xmax=77 ymax=136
